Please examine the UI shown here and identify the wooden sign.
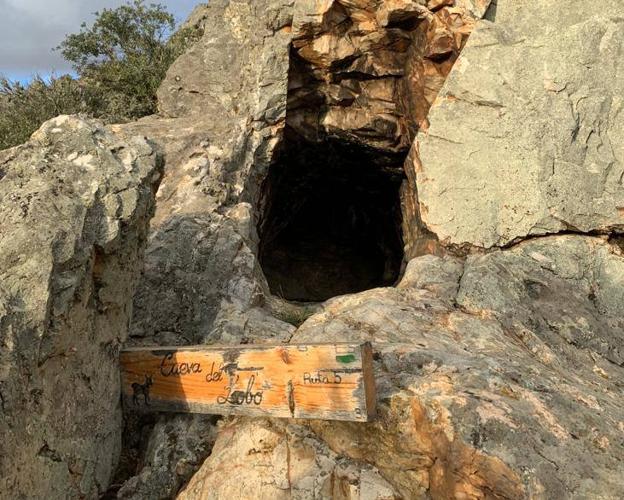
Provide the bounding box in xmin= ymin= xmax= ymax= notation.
xmin=120 ymin=343 xmax=375 ymax=422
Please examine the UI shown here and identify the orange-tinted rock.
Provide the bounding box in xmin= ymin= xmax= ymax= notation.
xmin=289 ymin=0 xmax=488 ymax=158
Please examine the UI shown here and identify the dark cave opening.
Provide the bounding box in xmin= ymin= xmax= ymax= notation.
xmin=258 ymin=133 xmax=405 ymax=302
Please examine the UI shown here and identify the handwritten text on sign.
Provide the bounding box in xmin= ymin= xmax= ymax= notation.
xmin=120 ymin=343 xmax=376 ymax=422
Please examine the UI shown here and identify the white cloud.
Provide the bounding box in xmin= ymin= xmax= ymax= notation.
xmin=0 ymin=0 xmax=200 ymax=78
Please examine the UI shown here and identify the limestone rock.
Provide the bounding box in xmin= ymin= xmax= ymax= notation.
xmin=178 ymin=418 xmax=400 ymax=499
xmin=116 ymin=0 xmax=491 ymax=348
xmin=157 ymin=0 xmax=294 ymax=121
xmin=290 ymin=0 xmax=489 ymax=154
xmin=111 ymin=2 xmax=297 ymax=494
xmin=114 ymin=0 xmax=293 ymax=344
xmin=414 ymin=9 xmax=624 ymax=248
xmin=489 ymin=0 xmax=624 ymax=32
xmin=104 ymin=1 xmax=624 ymax=499
xmin=185 ymin=236 xmax=624 ymax=498
xmin=0 ymin=116 xmax=161 ymax=498
xmin=128 ymin=211 xmax=293 ymax=346
xmin=112 ymin=0 xmax=490 ymax=495
xmin=116 ymin=415 xmax=218 ymax=500
xmin=455 ymin=0 xmax=491 ymax=18
xmin=112 ymin=0 xmax=296 ymax=348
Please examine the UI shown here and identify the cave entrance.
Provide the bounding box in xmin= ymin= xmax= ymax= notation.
xmin=258 ymin=135 xmax=405 ymax=302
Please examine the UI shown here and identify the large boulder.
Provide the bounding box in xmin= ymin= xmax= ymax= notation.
xmin=113 ymin=0 xmax=296 ymax=347
xmin=414 ymin=3 xmax=624 ymax=248
xmin=0 ymin=116 xmax=161 ymax=498
xmin=181 ymin=236 xmax=624 ymax=498
xmin=110 ymin=2 xmax=297 ymax=496
xmin=113 ymin=0 xmax=491 ymax=490
xmin=111 ymin=1 xmax=624 ymax=499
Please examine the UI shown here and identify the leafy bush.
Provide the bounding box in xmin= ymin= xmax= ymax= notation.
xmin=0 ymin=0 xmax=200 ymax=151
xmin=58 ymin=0 xmax=199 ymax=121
xmin=0 ymin=75 xmax=85 ymax=150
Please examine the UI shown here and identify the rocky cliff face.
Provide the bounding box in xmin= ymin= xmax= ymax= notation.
xmin=415 ymin=2 xmax=624 ymax=248
xmin=113 ymin=0 xmax=295 ymax=349
xmin=2 ymin=0 xmax=624 ymax=498
xmin=0 ymin=116 xmax=161 ymax=498
xmin=178 ymin=235 xmax=624 ymax=499
xmin=116 ymin=0 xmax=492 ymax=348
xmin=114 ymin=0 xmax=624 ymax=498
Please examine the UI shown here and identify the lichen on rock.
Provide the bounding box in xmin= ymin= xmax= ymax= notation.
xmin=120 ymin=0 xmax=623 ymax=498
xmin=415 ymin=4 xmax=624 ymax=248
xmin=0 ymin=116 xmax=162 ymax=498
xmin=3 ymin=0 xmax=624 ymax=498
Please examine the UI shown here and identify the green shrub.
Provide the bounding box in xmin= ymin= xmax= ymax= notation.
xmin=58 ymin=0 xmax=200 ymax=122
xmin=0 ymin=0 xmax=200 ymax=151
xmin=0 ymin=75 xmax=85 ymax=150
xmin=274 ymin=305 xmax=317 ymax=328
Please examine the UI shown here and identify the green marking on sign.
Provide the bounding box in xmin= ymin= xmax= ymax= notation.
xmin=336 ymin=354 xmax=356 ymax=364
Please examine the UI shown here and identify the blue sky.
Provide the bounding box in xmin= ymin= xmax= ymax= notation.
xmin=0 ymin=0 xmax=202 ymax=84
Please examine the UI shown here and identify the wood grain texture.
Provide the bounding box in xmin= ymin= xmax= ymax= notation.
xmin=121 ymin=343 xmax=376 ymax=422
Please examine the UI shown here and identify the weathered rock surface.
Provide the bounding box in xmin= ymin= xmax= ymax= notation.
xmin=109 ymin=0 xmax=491 ymax=351
xmin=0 ymin=116 xmax=161 ymax=498
xmin=184 ymin=236 xmax=624 ymax=498
xmin=415 ymin=5 xmax=624 ymax=248
xmin=179 ymin=418 xmax=398 ymax=499
xmin=117 ymin=0 xmax=490 ymax=349
xmin=113 ymin=0 xmax=295 ymax=348
xmin=489 ymin=0 xmax=624 ymax=32
xmin=289 ymin=0 xmax=488 ymax=154
xmin=107 ymin=1 xmax=624 ymax=499
xmin=117 ymin=414 xmax=218 ymax=499
xmin=110 ymin=2 xmax=297 ymax=496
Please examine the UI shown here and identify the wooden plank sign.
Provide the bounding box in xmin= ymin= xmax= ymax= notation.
xmin=120 ymin=343 xmax=376 ymax=422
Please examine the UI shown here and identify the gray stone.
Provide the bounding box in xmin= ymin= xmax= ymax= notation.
xmin=458 ymin=235 xmax=624 ymax=365
xmin=129 ymin=212 xmax=270 ymax=345
xmin=178 ymin=418 xmax=400 ymax=500
xmin=112 ymin=0 xmax=296 ymax=347
xmin=158 ymin=0 xmax=293 ymax=122
xmin=101 ymin=2 xmax=624 ymax=499
xmin=188 ymin=236 xmax=624 ymax=498
xmin=0 ymin=116 xmax=161 ymax=498
xmin=397 ymin=253 xmax=464 ymax=303
xmin=111 ymin=3 xmax=297 ymax=496
xmin=415 ymin=10 xmax=624 ymax=248
xmin=489 ymin=0 xmax=624 ymax=31
xmin=117 ymin=415 xmax=218 ymax=500
xmin=456 ymin=0 xmax=492 ymax=18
